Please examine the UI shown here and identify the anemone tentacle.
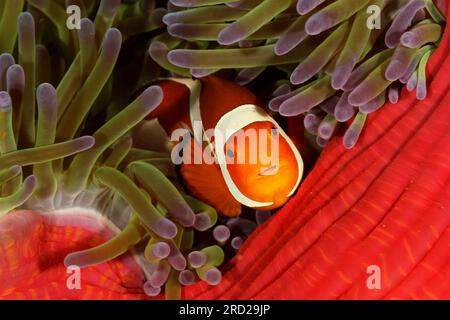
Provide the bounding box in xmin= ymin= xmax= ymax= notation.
xmin=157 ymin=0 xmax=446 ymax=149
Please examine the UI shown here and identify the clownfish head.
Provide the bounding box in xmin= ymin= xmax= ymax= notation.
xmin=215 ymin=105 xmax=303 ymax=211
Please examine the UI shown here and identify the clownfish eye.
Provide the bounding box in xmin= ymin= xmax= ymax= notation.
xmin=271 ymin=127 xmax=279 ymax=137
xmin=226 ymin=149 xmax=235 ymax=158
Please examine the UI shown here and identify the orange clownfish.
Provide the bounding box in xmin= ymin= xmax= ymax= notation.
xmin=147 ymin=76 xmax=303 ymax=217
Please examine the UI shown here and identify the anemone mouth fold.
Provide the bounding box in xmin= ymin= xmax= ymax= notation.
xmin=0 ymin=208 xmax=149 ymax=299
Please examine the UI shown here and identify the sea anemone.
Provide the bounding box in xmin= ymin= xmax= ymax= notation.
xmin=156 ymin=0 xmax=446 ymax=149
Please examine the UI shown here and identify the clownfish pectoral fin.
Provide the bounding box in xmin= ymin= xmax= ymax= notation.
xmin=179 ymin=139 xmax=241 ymax=217
xmin=180 ymin=162 xmax=242 ymax=217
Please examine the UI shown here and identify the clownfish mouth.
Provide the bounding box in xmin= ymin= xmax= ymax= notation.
xmin=259 ymin=165 xmax=278 ymax=176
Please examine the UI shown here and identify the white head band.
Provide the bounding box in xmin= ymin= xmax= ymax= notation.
xmin=214 ymin=104 xmax=303 ymax=207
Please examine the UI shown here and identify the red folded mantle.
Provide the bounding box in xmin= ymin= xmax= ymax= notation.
xmin=183 ymin=3 xmax=450 ymax=300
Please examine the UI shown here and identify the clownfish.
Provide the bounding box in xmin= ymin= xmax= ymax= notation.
xmin=146 ymin=76 xmax=303 ymax=217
